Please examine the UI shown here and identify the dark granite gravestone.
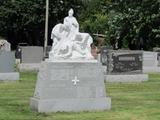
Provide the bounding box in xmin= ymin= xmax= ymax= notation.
xmin=0 ymin=51 xmax=15 ymax=73
xmin=21 ymin=46 xmax=43 ymax=63
xmin=100 ymin=46 xmax=112 ymax=65
xmin=107 ymin=50 xmax=143 ymax=74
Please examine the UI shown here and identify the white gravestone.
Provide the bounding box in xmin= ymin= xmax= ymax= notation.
xmin=143 ymin=51 xmax=160 ymax=73
xmin=0 ymin=39 xmax=11 ymax=51
xmin=30 ymin=9 xmax=111 ymax=112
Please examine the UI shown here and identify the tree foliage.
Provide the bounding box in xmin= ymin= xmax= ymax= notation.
xmin=105 ymin=0 xmax=160 ymax=50
xmin=0 ymin=0 xmax=82 ymax=49
xmin=0 ymin=0 xmax=159 ymax=50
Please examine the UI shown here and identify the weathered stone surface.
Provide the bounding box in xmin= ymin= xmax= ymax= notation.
xmin=0 ymin=72 xmax=19 ymax=81
xmin=21 ymin=46 xmax=43 ymax=63
xmin=19 ymin=63 xmax=40 ymax=71
xmin=105 ymin=74 xmax=148 ymax=83
xmin=143 ymin=51 xmax=158 ymax=67
xmin=143 ymin=51 xmax=160 ymax=73
xmin=30 ymin=61 xmax=111 ymax=112
xmin=0 ymin=51 xmax=15 ymax=73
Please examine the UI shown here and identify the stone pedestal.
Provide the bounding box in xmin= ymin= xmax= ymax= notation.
xmin=0 ymin=72 xmax=19 ymax=81
xmin=19 ymin=63 xmax=40 ymax=71
xmin=30 ymin=60 xmax=111 ymax=112
xmin=105 ymin=74 xmax=148 ymax=83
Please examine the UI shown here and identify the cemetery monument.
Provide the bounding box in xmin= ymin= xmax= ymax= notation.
xmin=0 ymin=39 xmax=19 ymax=81
xmin=143 ymin=51 xmax=160 ymax=73
xmin=19 ymin=46 xmax=43 ymax=71
xmin=105 ymin=50 xmax=148 ymax=82
xmin=30 ymin=9 xmax=111 ymax=112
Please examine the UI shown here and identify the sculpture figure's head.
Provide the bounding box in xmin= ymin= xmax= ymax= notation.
xmin=68 ymin=8 xmax=74 ymax=17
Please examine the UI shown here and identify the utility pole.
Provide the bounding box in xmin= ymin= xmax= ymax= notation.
xmin=44 ymin=0 xmax=49 ymax=59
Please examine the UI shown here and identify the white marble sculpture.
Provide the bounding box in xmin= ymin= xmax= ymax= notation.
xmin=49 ymin=9 xmax=93 ymax=60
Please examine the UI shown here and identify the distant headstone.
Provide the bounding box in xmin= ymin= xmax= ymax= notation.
xmin=0 ymin=40 xmax=11 ymax=51
xmin=142 ymin=51 xmax=160 ymax=73
xmin=153 ymin=47 xmax=160 ymax=52
xmin=21 ymin=46 xmax=43 ymax=63
xmin=153 ymin=48 xmax=160 ymax=66
xmin=107 ymin=50 xmax=143 ymax=74
xmin=0 ymin=51 xmax=15 ymax=72
xmin=143 ymin=51 xmax=158 ymax=67
xmin=0 ymin=51 xmax=19 ymax=81
xmin=105 ymin=50 xmax=148 ymax=82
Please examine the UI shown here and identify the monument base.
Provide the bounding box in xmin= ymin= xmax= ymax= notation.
xmin=19 ymin=63 xmax=40 ymax=71
xmin=143 ymin=67 xmax=160 ymax=73
xmin=30 ymin=97 xmax=111 ymax=113
xmin=105 ymin=74 xmax=148 ymax=82
xmin=0 ymin=72 xmax=19 ymax=81
xmin=30 ymin=61 xmax=111 ymax=112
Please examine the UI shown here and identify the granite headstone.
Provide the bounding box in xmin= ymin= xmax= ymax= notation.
xmin=107 ymin=50 xmax=143 ymax=74
xmin=0 ymin=51 xmax=15 ymax=72
xmin=143 ymin=51 xmax=158 ymax=67
xmin=30 ymin=61 xmax=111 ymax=112
xmin=21 ymin=46 xmax=43 ymax=63
xmin=0 ymin=51 xmax=19 ymax=81
xmin=105 ymin=50 xmax=148 ymax=82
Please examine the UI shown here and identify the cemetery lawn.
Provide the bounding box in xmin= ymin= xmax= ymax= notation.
xmin=0 ymin=72 xmax=160 ymax=120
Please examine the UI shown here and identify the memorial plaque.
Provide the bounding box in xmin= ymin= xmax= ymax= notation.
xmin=107 ymin=50 xmax=143 ymax=74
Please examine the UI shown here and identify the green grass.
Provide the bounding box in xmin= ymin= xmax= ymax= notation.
xmin=0 ymin=72 xmax=160 ymax=120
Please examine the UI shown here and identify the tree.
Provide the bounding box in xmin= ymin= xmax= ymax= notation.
xmin=105 ymin=0 xmax=160 ymax=50
xmin=0 ymin=0 xmax=83 ymax=49
xmin=79 ymin=0 xmax=110 ymax=34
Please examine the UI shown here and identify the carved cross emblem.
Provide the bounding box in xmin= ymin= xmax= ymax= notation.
xmin=72 ymin=76 xmax=79 ymax=85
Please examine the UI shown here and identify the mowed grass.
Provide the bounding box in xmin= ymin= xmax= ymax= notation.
xmin=0 ymin=72 xmax=160 ymax=120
